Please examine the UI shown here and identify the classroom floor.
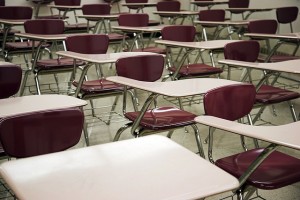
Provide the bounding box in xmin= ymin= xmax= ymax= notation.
xmin=1 ymin=41 xmax=300 ymax=199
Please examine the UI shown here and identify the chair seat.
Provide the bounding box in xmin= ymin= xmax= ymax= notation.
xmin=124 ymin=106 xmax=197 ymax=130
xmin=130 ymin=47 xmax=167 ymax=54
xmin=256 ymin=85 xmax=300 ymax=104
xmin=36 ymin=58 xmax=85 ymax=71
xmin=257 ymin=54 xmax=300 ymax=62
xmin=168 ymin=64 xmax=223 ymax=77
xmin=215 ymin=148 xmax=300 ymax=190
xmin=5 ymin=41 xmax=50 ymax=51
xmin=72 ymin=79 xmax=124 ymax=97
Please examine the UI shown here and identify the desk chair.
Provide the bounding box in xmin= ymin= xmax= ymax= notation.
xmin=124 ymin=0 xmax=160 ymax=26
xmin=20 ymin=19 xmax=84 ymax=96
xmin=228 ymin=0 xmax=249 ymax=20
xmin=161 ymin=25 xmax=223 ymax=81
xmin=118 ymin=13 xmax=166 ymax=54
xmin=247 ymin=20 xmax=300 ymax=63
xmin=65 ymin=34 xmax=131 ymax=145
xmin=156 ymin=0 xmax=181 ymax=24
xmin=223 ymin=40 xmax=300 ymax=123
xmin=198 ymin=9 xmax=226 ymax=41
xmin=0 ymin=6 xmax=34 ymax=67
xmin=276 ymin=6 xmax=298 ymax=33
xmin=82 ymin=3 xmax=125 ymax=52
xmin=113 ymin=55 xmax=205 ymax=158
xmin=203 ymin=83 xmax=257 ymax=163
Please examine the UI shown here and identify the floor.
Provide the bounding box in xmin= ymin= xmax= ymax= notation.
xmin=1 ymin=36 xmax=300 ymax=199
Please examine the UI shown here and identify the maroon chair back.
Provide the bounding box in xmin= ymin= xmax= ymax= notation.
xmin=276 ymin=6 xmax=298 ymax=24
xmin=224 ymin=40 xmax=260 ymax=62
xmin=116 ymin=55 xmax=164 ymax=82
xmin=248 ymin=20 xmax=278 ymax=34
xmin=199 ymin=9 xmax=225 ymax=21
xmin=24 ymin=19 xmax=65 ymax=35
xmin=0 ymin=6 xmax=32 ymax=19
xmin=0 ymin=64 xmax=22 ymax=99
xmin=228 ymin=0 xmax=249 ymax=14
xmin=161 ymin=25 xmax=196 ymax=42
xmin=54 ymin=0 xmax=81 ymax=6
xmin=204 ymin=84 xmax=256 ymax=121
xmin=118 ymin=13 xmax=149 ymax=27
xmin=126 ymin=0 xmax=148 ymax=10
xmin=65 ymin=34 xmax=109 ymax=54
xmin=82 ymin=4 xmax=111 ymax=15
xmin=157 ymin=1 xmax=180 ymax=12
xmin=0 ymin=108 xmax=84 ymax=158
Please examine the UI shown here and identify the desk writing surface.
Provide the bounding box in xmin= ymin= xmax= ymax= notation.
xmin=107 ymin=77 xmax=241 ymax=97
xmin=194 ymin=20 xmax=249 ymax=26
xmin=122 ymin=3 xmax=157 ymax=7
xmin=195 ymin=116 xmax=300 ymax=150
xmin=0 ymin=95 xmax=87 ymax=118
xmin=56 ymin=51 xmax=158 ymax=63
xmin=112 ymin=25 xmax=166 ymax=32
xmin=0 ymin=135 xmax=239 ymax=200
xmin=48 ymin=5 xmax=82 ymax=9
xmin=153 ymin=11 xmax=199 ymax=15
xmin=0 ymin=19 xmax=26 ymax=25
xmin=244 ymin=32 xmax=300 ymax=40
xmin=14 ymin=33 xmax=77 ymax=41
xmin=155 ymin=39 xmax=239 ymax=50
xmin=191 ymin=0 xmax=229 ymax=5
xmin=218 ymin=59 xmax=300 ymax=74
xmin=78 ymin=14 xmax=119 ymax=20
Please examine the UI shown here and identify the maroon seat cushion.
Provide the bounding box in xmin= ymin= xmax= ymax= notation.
xmin=36 ymin=58 xmax=85 ymax=71
xmin=256 ymin=85 xmax=300 ymax=104
xmin=168 ymin=64 xmax=223 ymax=77
xmin=5 ymin=41 xmax=50 ymax=51
xmin=72 ymin=79 xmax=124 ymax=97
xmin=124 ymin=106 xmax=197 ymax=130
xmin=215 ymin=148 xmax=300 ymax=190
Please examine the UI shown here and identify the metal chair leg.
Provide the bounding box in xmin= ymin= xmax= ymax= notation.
xmin=113 ymin=122 xmax=133 ymax=141
xmin=191 ymin=124 xmax=205 ymax=158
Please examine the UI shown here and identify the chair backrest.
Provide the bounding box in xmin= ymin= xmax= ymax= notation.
xmin=0 ymin=64 xmax=22 ymax=99
xmin=0 ymin=108 xmax=84 ymax=158
xmin=65 ymin=34 xmax=109 ymax=54
xmin=82 ymin=4 xmax=111 ymax=15
xmin=224 ymin=40 xmax=260 ymax=62
xmin=248 ymin=19 xmax=278 ymax=34
xmin=115 ymin=55 xmax=164 ymax=82
xmin=157 ymin=1 xmax=181 ymax=12
xmin=24 ymin=19 xmax=65 ymax=35
xmin=198 ymin=9 xmax=226 ymax=26
xmin=204 ymin=84 xmax=256 ymax=121
xmin=161 ymin=25 xmax=196 ymax=42
xmin=54 ymin=0 xmax=81 ymax=6
xmin=276 ymin=6 xmax=298 ymax=24
xmin=118 ymin=13 xmax=149 ymax=27
xmin=0 ymin=6 xmax=32 ymax=20
xmin=125 ymin=0 xmax=148 ymax=10
xmin=228 ymin=0 xmax=249 ymax=8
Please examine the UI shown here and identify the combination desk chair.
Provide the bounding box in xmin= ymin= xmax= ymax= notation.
xmin=247 ymin=19 xmax=300 ymax=62
xmin=81 ymin=3 xmax=125 ymax=52
xmin=0 ymin=6 xmax=35 ymax=68
xmin=223 ymin=40 xmax=300 ymax=123
xmin=20 ymin=19 xmax=84 ymax=96
xmin=198 ymin=9 xmax=226 ymax=41
xmin=117 ymin=13 xmax=166 ymax=54
xmin=227 ymin=0 xmax=249 ymax=20
xmin=124 ymin=0 xmax=160 ymax=26
xmin=113 ymin=54 xmax=205 ymax=158
xmin=203 ymin=83 xmax=258 ymax=162
xmin=156 ymin=0 xmax=182 ymax=24
xmin=276 ymin=6 xmax=298 ymax=33
xmin=65 ymin=34 xmax=132 ymax=145
xmin=161 ymin=25 xmax=223 ymax=81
